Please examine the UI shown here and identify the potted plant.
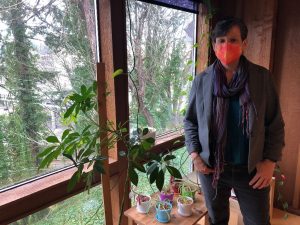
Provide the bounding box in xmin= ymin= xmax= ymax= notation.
xmin=136 ymin=194 xmax=151 ymax=214
xmin=38 ymin=78 xmax=182 ymax=225
xmin=155 ymin=201 xmax=172 ymax=223
xmin=177 ymin=196 xmax=194 ymax=217
xmin=140 ymin=127 xmax=156 ymax=141
xmin=170 ymin=176 xmax=182 ymax=196
xmin=180 ymin=182 xmax=198 ymax=200
xmin=159 ymin=185 xmax=174 ymax=203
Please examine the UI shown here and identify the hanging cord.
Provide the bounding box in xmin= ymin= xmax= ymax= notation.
xmin=126 ymin=0 xmax=140 ymax=131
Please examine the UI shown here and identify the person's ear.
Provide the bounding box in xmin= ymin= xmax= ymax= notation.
xmin=242 ymin=39 xmax=248 ymax=52
xmin=212 ymin=42 xmax=216 ymax=52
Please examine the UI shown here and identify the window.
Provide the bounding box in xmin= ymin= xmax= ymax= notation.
xmin=126 ymin=0 xmax=196 ymax=135
xmin=0 ymin=1 xmax=209 ymax=224
xmin=0 ymin=0 xmax=97 ymax=190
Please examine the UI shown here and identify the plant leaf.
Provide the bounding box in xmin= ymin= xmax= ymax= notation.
xmin=187 ymin=60 xmax=193 ymax=65
xmin=188 ymin=75 xmax=194 ymax=81
xmin=80 ymin=85 xmax=87 ymax=95
xmin=133 ymin=161 xmax=146 ymax=173
xmin=64 ymin=103 xmax=76 ymax=119
xmin=283 ymin=202 xmax=289 ymax=210
xmin=173 ymin=140 xmax=181 ymax=145
xmin=38 ymin=146 xmax=56 ymax=158
xmin=62 ymin=129 xmax=71 ymax=140
xmin=94 ymin=160 xmax=105 ymax=174
xmin=145 ymin=137 xmax=155 ymax=144
xmin=63 ymin=153 xmax=74 ymax=163
xmin=129 ymin=167 xmax=138 ymax=186
xmin=67 ymin=171 xmax=80 ymax=192
xmin=92 ymin=81 xmax=97 ymax=92
xmin=149 ymin=167 xmax=159 ymax=184
xmin=142 ymin=140 xmax=152 ymax=151
xmin=46 ymin=136 xmax=59 ymax=143
xmin=39 ymin=149 xmax=61 ymax=169
xmin=147 ymin=161 xmax=158 ymax=175
xmin=166 ymin=165 xmax=182 ymax=179
xmin=142 ymin=128 xmax=149 ymax=135
xmin=112 ymin=69 xmax=124 ymax=78
xmin=163 ymin=155 xmax=176 ymax=161
xmin=156 ymin=169 xmax=165 ymax=191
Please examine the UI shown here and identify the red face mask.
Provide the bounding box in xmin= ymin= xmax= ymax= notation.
xmin=215 ymin=43 xmax=242 ymax=65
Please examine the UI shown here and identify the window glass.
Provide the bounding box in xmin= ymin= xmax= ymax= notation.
xmin=138 ymin=0 xmax=199 ymax=13
xmin=127 ymin=0 xmax=196 ymax=135
xmin=0 ymin=0 xmax=97 ymax=189
xmin=11 ymin=186 xmax=104 ymax=225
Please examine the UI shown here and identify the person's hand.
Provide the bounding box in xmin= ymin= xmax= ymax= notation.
xmin=190 ymin=152 xmax=214 ymax=174
xmin=249 ymin=159 xmax=276 ymax=189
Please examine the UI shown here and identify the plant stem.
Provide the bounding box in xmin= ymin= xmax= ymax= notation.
xmin=118 ymin=163 xmax=130 ymax=225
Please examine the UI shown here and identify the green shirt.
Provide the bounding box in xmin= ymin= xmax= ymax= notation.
xmin=225 ymin=95 xmax=249 ymax=165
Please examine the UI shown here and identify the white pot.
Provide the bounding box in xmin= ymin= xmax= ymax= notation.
xmin=136 ymin=195 xmax=151 ymax=214
xmin=141 ymin=127 xmax=156 ymax=141
xmin=177 ymin=196 xmax=193 ymax=217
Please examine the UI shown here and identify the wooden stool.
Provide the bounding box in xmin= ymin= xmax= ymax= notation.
xmin=124 ymin=192 xmax=209 ymax=225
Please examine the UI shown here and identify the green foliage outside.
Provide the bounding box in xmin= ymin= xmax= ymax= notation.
xmin=12 ymin=187 xmax=104 ymax=225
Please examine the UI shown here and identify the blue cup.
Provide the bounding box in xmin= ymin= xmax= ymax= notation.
xmin=155 ymin=201 xmax=172 ymax=223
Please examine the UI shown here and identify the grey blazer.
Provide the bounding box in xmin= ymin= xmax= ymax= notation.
xmin=184 ymin=60 xmax=285 ymax=173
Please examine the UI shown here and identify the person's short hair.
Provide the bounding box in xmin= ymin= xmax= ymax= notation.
xmin=211 ymin=17 xmax=248 ymax=42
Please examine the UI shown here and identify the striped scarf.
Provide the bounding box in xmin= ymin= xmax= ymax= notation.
xmin=211 ymin=55 xmax=252 ymax=188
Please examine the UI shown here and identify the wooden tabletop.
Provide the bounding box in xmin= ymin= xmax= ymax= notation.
xmin=124 ymin=192 xmax=208 ymax=225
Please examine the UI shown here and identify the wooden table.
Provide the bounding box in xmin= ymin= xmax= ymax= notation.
xmin=124 ymin=192 xmax=208 ymax=225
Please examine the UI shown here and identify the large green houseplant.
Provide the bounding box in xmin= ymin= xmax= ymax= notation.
xmin=38 ymin=74 xmax=182 ymax=224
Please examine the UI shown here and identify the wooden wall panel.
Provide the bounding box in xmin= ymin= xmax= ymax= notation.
xmin=242 ymin=0 xmax=277 ymax=70
xmin=272 ymin=0 xmax=300 ymax=211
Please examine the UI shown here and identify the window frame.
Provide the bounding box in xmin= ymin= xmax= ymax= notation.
xmin=0 ymin=1 xmax=210 ymax=224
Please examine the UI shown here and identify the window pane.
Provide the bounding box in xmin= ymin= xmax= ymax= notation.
xmin=138 ymin=0 xmax=199 ymax=13
xmin=11 ymin=186 xmax=104 ymax=225
xmin=127 ymin=0 xmax=196 ymax=135
xmin=0 ymin=0 xmax=97 ymax=189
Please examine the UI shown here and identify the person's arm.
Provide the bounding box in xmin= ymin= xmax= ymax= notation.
xmin=184 ymin=76 xmax=214 ymax=174
xmin=183 ymin=76 xmax=201 ymax=155
xmin=263 ymin=71 xmax=285 ymax=161
xmin=250 ymin=71 xmax=285 ymax=189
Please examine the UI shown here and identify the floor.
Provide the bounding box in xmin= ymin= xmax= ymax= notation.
xmin=196 ymin=208 xmax=300 ymax=225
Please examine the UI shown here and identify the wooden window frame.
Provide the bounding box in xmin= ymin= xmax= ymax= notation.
xmin=0 ymin=1 xmax=210 ymax=225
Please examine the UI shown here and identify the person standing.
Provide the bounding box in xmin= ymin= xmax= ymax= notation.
xmin=184 ymin=17 xmax=285 ymax=225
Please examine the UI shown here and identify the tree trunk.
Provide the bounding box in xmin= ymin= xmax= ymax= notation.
xmin=9 ymin=1 xmax=40 ymax=165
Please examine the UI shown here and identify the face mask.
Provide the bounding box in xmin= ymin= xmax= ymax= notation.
xmin=215 ymin=43 xmax=242 ymax=65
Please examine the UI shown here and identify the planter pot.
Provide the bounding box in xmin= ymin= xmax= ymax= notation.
xmin=177 ymin=196 xmax=194 ymax=217
xmin=159 ymin=191 xmax=174 ymax=203
xmin=180 ymin=185 xmax=198 ymax=200
xmin=155 ymin=201 xmax=172 ymax=223
xmin=136 ymin=195 xmax=151 ymax=214
xmin=170 ymin=177 xmax=181 ymax=196
xmin=141 ymin=127 xmax=156 ymax=141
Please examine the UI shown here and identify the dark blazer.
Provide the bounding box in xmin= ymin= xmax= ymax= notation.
xmin=184 ymin=59 xmax=285 ymax=173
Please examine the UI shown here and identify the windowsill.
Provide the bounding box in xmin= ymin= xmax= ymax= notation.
xmin=0 ymin=131 xmax=184 ymax=224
